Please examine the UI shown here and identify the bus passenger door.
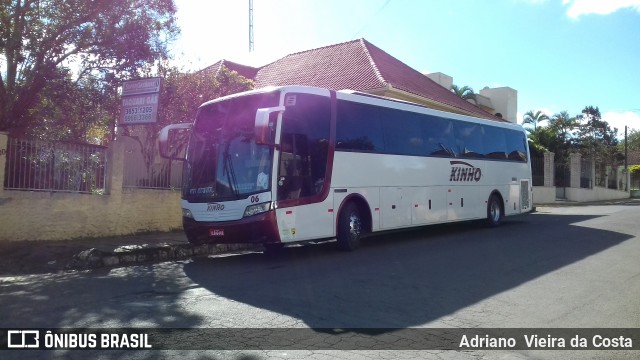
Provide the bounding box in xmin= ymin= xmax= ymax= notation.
xmin=274 ymin=92 xmax=333 ymax=242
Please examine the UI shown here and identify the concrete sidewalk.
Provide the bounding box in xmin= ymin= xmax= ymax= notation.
xmin=0 ymin=231 xmax=260 ymax=276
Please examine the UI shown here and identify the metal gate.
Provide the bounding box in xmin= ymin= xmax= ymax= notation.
xmin=555 ymin=162 xmax=570 ymax=199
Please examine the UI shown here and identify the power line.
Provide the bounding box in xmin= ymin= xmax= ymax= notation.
xmin=351 ymin=0 xmax=392 ymax=39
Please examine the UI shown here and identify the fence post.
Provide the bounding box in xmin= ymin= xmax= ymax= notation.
xmin=0 ymin=132 xmax=7 ymax=198
xmin=106 ymin=139 xmax=126 ymax=196
xmin=544 ymin=151 xmax=555 ymax=187
xmin=591 ymin=158 xmax=596 ymax=189
xmin=570 ymin=153 xmax=581 ymax=188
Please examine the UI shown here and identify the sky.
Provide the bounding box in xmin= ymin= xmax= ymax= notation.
xmin=171 ymin=0 xmax=640 ymax=135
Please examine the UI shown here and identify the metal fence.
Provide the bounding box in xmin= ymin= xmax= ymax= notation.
xmin=122 ymin=157 xmax=183 ymax=190
xmin=594 ymin=161 xmax=622 ymax=190
xmin=531 ymin=156 xmax=544 ymax=186
xmin=4 ymin=137 xmax=107 ymax=194
xmin=580 ymin=158 xmax=593 ymax=189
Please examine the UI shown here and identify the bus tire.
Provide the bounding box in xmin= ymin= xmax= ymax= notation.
xmin=486 ymin=194 xmax=503 ymax=227
xmin=337 ymin=202 xmax=363 ymax=251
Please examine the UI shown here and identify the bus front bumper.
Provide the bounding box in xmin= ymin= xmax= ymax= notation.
xmin=183 ymin=210 xmax=280 ymax=245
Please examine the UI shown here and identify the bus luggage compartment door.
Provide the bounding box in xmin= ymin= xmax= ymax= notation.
xmin=381 ymin=187 xmax=411 ymax=229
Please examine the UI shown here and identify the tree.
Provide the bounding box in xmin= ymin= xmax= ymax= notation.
xmin=26 ymin=73 xmax=116 ymax=143
xmin=574 ymin=106 xmax=622 ymax=188
xmin=450 ymin=84 xmax=476 ymax=104
xmin=522 ymin=110 xmax=549 ymax=132
xmin=542 ymin=111 xmax=577 ymax=163
xmin=527 ymin=125 xmax=557 ymax=155
xmin=549 ymin=111 xmax=576 ymax=141
xmin=623 ymin=129 xmax=640 ymax=152
xmin=0 ymin=0 xmax=179 ymax=136
xmin=575 ymin=105 xmax=619 ymax=160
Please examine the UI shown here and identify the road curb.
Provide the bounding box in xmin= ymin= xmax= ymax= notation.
xmin=66 ymin=243 xmax=263 ymax=271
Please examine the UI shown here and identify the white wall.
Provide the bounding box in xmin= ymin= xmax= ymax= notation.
xmin=425 ymin=72 xmax=453 ymax=90
xmin=565 ymin=187 xmax=630 ymax=203
xmin=480 ymin=87 xmax=518 ymax=123
xmin=533 ymin=186 xmax=556 ymax=204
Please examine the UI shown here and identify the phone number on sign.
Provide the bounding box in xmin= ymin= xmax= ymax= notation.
xmin=124 ymin=113 xmax=154 ymax=122
xmin=124 ymin=106 xmax=153 ymax=115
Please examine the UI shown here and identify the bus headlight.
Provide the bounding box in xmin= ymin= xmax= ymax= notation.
xmin=243 ymin=202 xmax=272 ymax=217
xmin=182 ymin=208 xmax=194 ymax=219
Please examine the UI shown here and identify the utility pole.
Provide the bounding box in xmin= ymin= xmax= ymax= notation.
xmin=625 ymin=125 xmax=628 ymax=190
xmin=249 ymin=0 xmax=254 ymax=52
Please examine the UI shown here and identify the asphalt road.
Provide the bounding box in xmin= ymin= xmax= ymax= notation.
xmin=1 ymin=204 xmax=639 ymax=359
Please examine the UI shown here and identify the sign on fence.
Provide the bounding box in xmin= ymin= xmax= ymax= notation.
xmin=120 ymin=77 xmax=162 ymax=125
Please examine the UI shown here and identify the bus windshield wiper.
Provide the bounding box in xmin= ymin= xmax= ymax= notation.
xmin=223 ymin=142 xmax=240 ymax=198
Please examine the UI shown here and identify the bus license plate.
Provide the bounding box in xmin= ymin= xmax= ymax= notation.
xmin=209 ymin=229 xmax=224 ymax=237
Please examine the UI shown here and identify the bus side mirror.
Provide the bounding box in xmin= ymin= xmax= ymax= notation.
xmin=158 ymin=123 xmax=192 ymax=160
xmin=255 ymin=106 xmax=285 ymax=145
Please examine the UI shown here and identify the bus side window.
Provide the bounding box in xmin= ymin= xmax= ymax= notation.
xmin=484 ymin=126 xmax=508 ymax=160
xmin=506 ymin=130 xmax=528 ymax=162
xmin=423 ymin=116 xmax=455 ymax=157
xmin=454 ymin=122 xmax=485 ymax=159
xmin=336 ymin=101 xmax=385 ymax=152
xmin=382 ymin=110 xmax=425 ymax=156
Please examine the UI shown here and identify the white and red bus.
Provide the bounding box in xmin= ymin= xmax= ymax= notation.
xmin=159 ymin=85 xmax=533 ymax=250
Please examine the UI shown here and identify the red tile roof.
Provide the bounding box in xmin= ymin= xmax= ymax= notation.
xmin=203 ymin=39 xmax=501 ymax=120
xmin=200 ymin=59 xmax=258 ymax=80
xmin=255 ymin=39 xmax=500 ymax=120
xmin=255 ymin=39 xmax=385 ymax=91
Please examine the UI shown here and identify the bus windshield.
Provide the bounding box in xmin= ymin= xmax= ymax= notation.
xmin=184 ymin=92 xmax=280 ymax=202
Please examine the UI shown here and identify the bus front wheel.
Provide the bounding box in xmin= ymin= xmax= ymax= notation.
xmin=337 ymin=202 xmax=363 ymax=251
xmin=486 ymin=194 xmax=503 ymax=227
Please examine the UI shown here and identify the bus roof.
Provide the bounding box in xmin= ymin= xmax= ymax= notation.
xmin=198 ymin=85 xmax=525 ymax=132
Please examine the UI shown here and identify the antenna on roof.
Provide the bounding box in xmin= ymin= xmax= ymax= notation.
xmin=249 ymin=0 xmax=254 ymax=52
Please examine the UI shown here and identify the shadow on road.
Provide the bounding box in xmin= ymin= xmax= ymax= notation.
xmin=0 ymin=263 xmax=203 ymax=329
xmin=184 ymin=212 xmax=633 ymax=331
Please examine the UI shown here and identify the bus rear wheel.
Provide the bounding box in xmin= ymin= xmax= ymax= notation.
xmin=337 ymin=202 xmax=363 ymax=251
xmin=486 ymin=194 xmax=503 ymax=227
